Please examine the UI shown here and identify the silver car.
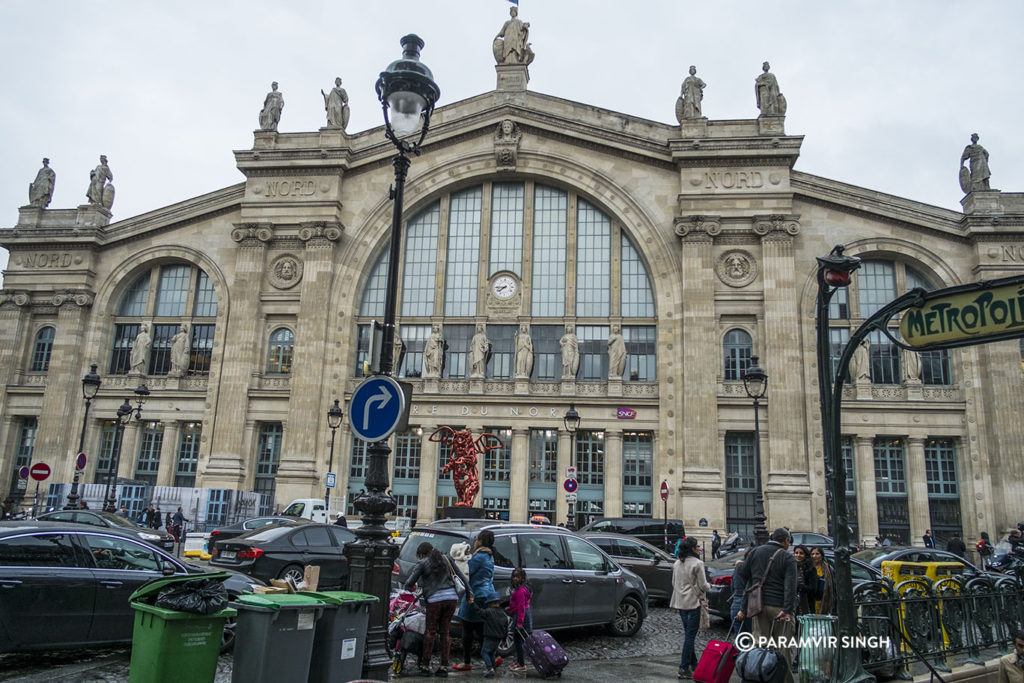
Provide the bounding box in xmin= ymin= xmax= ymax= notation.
xmin=394 ymin=521 xmax=648 ymax=637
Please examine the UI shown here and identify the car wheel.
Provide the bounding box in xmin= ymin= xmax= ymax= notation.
xmin=278 ymin=564 xmax=305 ymax=583
xmin=220 ymin=614 xmax=236 ymax=653
xmin=496 ymin=629 xmax=516 ymax=657
xmin=607 ymin=596 xmax=643 ymax=636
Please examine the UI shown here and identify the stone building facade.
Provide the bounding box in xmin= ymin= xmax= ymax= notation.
xmin=2 ymin=35 xmax=1023 ymax=545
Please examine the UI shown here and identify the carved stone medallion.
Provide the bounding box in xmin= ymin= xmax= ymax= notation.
xmin=716 ymin=250 xmax=757 ymax=288
xmin=269 ymin=254 xmax=303 ymax=289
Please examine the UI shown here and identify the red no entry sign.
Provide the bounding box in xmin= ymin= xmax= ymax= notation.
xmin=660 ymin=480 xmax=669 ymax=501
xmin=29 ymin=463 xmax=51 ymax=481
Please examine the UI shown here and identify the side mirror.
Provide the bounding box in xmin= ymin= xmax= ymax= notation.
xmin=161 ymin=560 xmax=177 ymax=575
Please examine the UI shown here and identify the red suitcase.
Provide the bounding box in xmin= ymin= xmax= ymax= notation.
xmin=522 ymin=629 xmax=569 ymax=678
xmin=693 ymin=639 xmax=739 ymax=683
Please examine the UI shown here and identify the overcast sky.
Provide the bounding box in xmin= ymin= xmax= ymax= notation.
xmin=3 ymin=1 xmax=1023 ymax=283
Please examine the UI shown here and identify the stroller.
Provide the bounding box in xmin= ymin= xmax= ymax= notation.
xmin=388 ymin=590 xmax=428 ymax=676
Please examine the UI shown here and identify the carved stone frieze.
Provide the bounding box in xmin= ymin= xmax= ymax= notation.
xmin=484 ymin=382 xmax=514 ymax=394
xmin=493 ymin=119 xmax=522 ymax=172
xmin=622 ymin=383 xmax=658 ymax=397
xmin=268 ymin=254 xmax=303 ymax=290
xmin=752 ymin=214 xmax=800 ymax=237
xmin=230 ymin=223 xmax=273 ymax=245
xmin=674 ymin=215 xmax=722 ymax=239
xmin=716 ymin=250 xmax=758 ymax=288
xmin=50 ymin=289 xmax=95 ymax=308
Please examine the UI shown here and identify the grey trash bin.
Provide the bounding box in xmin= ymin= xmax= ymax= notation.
xmin=232 ymin=593 xmax=326 ymax=683
xmin=299 ymin=591 xmax=378 ymax=683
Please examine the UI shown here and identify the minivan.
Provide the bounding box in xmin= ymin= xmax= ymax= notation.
xmin=579 ymin=517 xmax=686 ymax=551
xmin=393 ymin=521 xmax=648 ymax=638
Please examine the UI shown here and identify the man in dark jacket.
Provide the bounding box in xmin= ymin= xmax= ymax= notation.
xmin=736 ymin=528 xmax=798 ymax=683
xmin=946 ymin=535 xmax=967 ymax=558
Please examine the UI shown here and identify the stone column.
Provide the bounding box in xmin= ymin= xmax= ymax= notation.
xmin=35 ymin=295 xmax=93 ymax=486
xmin=277 ymin=224 xmax=342 ymax=501
xmin=157 ymin=421 xmax=181 ymax=487
xmin=419 ymin=428 xmax=438 ymax=523
xmin=206 ymin=225 xmax=271 ymax=488
xmin=905 ymin=436 xmax=930 ymax=545
xmin=509 ymin=428 xmax=530 ymax=522
xmin=755 ymin=217 xmax=811 ymax=524
xmin=118 ymin=421 xmax=142 ymax=480
xmin=337 ymin=424 xmax=353 ymax=513
xmin=556 ymin=430 xmax=571 ymax=526
xmin=0 ymin=298 xmax=30 ymax=480
xmin=674 ymin=218 xmax=723 ymax=523
xmin=854 ymin=436 xmax=879 ymax=543
xmin=603 ymin=429 xmax=623 ymax=518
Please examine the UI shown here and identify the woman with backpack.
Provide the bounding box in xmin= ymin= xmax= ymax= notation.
xmin=977 ymin=532 xmax=994 ymax=569
xmin=404 ymin=542 xmax=472 ymax=678
xmin=671 ymin=536 xmax=709 ymax=680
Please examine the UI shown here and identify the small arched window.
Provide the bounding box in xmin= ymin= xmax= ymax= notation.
xmin=723 ymin=329 xmax=752 ymax=381
xmin=30 ymin=327 xmax=55 ymax=372
xmin=266 ymin=328 xmax=295 ymax=374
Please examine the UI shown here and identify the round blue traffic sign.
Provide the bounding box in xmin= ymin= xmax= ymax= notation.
xmin=563 ymin=478 xmax=578 ymax=493
xmin=76 ymin=452 xmax=87 ymax=470
xmin=349 ymin=375 xmax=407 ymax=443
xmin=18 ymin=466 xmax=29 ymax=480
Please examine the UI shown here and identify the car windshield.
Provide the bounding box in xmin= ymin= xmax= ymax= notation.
xmin=852 ymin=548 xmax=901 ymax=564
xmin=399 ymin=530 xmax=467 ymax=562
xmin=102 ymin=514 xmax=141 ymax=530
xmin=281 ymin=502 xmax=304 ymax=516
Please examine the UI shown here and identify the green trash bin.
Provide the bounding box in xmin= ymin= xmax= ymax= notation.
xmin=128 ymin=572 xmax=237 ymax=683
xmin=232 ymin=593 xmax=326 ymax=683
xmin=299 ymin=591 xmax=378 ymax=683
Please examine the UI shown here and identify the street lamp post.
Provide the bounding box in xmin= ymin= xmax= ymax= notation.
xmin=101 ymin=383 xmax=149 ymax=513
xmin=741 ymin=356 xmax=769 ymax=546
xmin=65 ymin=364 xmax=101 ymax=510
xmin=563 ymin=403 xmax=581 ymax=531
xmin=325 ymin=399 xmax=343 ymax=510
xmin=344 ymin=34 xmax=439 ymax=680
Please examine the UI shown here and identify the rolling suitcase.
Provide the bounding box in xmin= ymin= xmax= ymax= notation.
xmin=693 ymin=639 xmax=739 ymax=683
xmin=522 ymin=629 xmax=569 ymax=678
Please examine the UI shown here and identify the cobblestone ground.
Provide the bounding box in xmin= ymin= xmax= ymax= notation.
xmin=0 ymin=609 xmax=730 ymax=682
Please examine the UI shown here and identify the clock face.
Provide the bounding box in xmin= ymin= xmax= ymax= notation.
xmin=492 ymin=275 xmax=517 ymax=299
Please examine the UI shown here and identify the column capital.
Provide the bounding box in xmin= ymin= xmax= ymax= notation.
xmin=674 ymin=214 xmax=721 ymax=240
xmin=753 ymin=214 xmax=800 ymax=238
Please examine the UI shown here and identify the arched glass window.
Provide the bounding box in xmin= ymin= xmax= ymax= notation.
xmin=110 ymin=263 xmax=217 ymax=376
xmin=723 ymin=329 xmax=752 ymax=381
xmin=355 ymin=181 xmax=657 ymax=382
xmin=266 ymin=328 xmax=294 ymax=375
xmin=30 ymin=327 xmax=55 ymax=372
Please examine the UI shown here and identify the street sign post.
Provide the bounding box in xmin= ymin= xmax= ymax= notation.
xmin=661 ymin=479 xmax=669 ymax=551
xmin=349 ymin=375 xmax=407 ymax=443
xmin=28 ymin=463 xmax=50 ymax=519
xmin=564 ymin=492 xmax=577 ymax=503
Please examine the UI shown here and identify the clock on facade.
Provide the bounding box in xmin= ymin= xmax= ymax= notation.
xmin=492 ymin=275 xmax=517 ymax=299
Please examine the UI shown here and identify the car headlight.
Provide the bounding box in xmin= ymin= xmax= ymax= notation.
xmin=139 ymin=532 xmax=163 ymax=541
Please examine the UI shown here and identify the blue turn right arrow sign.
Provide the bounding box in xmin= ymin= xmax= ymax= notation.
xmin=349 ymin=375 xmax=406 ymax=443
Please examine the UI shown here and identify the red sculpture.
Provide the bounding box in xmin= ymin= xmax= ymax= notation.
xmin=430 ymin=426 xmax=504 ymax=507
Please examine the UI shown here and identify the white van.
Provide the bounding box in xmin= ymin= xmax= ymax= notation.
xmin=281 ymin=498 xmax=343 ymax=524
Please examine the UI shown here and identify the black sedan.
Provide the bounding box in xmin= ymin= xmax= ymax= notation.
xmin=580 ymin=532 xmax=675 ymax=604
xmin=209 ymin=521 xmax=355 ymax=587
xmin=0 ymin=521 xmax=262 ymax=653
xmin=705 ymin=549 xmax=881 ymax=619
xmin=37 ymin=509 xmax=176 ymax=552
xmin=207 ymin=516 xmax=295 ymax=546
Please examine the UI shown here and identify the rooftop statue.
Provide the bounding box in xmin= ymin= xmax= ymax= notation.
xmin=493 ymin=6 xmax=534 ymax=65
xmin=676 ymin=66 xmax=706 ymax=122
xmin=86 ymin=155 xmax=114 ymax=209
xmin=755 ymin=61 xmax=786 ymax=117
xmin=259 ymin=81 xmax=284 ymax=132
xmin=28 ymin=158 xmax=55 ymax=208
xmin=322 ymin=77 xmax=350 ymax=130
xmin=959 ymin=133 xmax=992 ymax=193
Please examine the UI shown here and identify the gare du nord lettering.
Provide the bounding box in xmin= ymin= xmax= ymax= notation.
xmin=900 ymin=281 xmax=1024 ymax=348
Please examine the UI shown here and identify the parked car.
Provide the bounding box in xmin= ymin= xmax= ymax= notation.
xmin=209 ymin=521 xmax=355 ymax=587
xmin=789 ymin=531 xmax=861 ymax=553
xmin=579 ymin=531 xmax=675 ymax=604
xmin=852 ymin=547 xmax=991 ymax=578
xmin=36 ymin=509 xmax=176 ymax=553
xmin=578 ymin=517 xmax=686 ymax=552
xmin=0 ymin=521 xmax=262 ymax=653
xmin=705 ymin=548 xmax=880 ymax=619
xmin=207 ymin=516 xmax=295 ymax=545
xmin=394 ymin=521 xmax=648 ymax=637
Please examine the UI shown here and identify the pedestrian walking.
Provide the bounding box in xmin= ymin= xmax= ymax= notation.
xmin=793 ymin=545 xmax=815 ymax=615
xmin=923 ymin=529 xmax=936 ymax=548
xmin=977 ymin=532 xmax=995 ymax=569
xmin=151 ymin=507 xmax=162 ymax=530
xmin=736 ymin=528 xmax=798 ymax=683
xmin=453 ymin=530 xmax=501 ymax=673
xmin=711 ymin=530 xmax=722 ymax=559
xmin=946 ymin=534 xmax=967 ymax=558
xmin=479 ymin=600 xmax=509 ymax=678
xmin=165 ymin=511 xmax=173 ymax=533
xmin=118 ymin=504 xmax=128 ymax=517
xmin=172 ymin=506 xmax=190 ymax=543
xmin=809 ymin=547 xmax=835 ymax=615
xmin=671 ymin=536 xmax=709 ymax=679
xmin=508 ymin=567 xmax=533 ymax=674
xmin=729 ymin=557 xmax=751 ymax=637
xmin=403 ymin=542 xmax=471 ymax=677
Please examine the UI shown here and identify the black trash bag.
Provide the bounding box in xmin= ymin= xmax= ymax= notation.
xmin=154 ymin=578 xmax=228 ymax=615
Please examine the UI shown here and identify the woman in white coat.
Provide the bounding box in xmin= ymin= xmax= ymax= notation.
xmin=670 ymin=537 xmax=709 ymax=679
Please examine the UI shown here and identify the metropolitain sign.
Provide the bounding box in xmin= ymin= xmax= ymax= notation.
xmin=899 ymin=274 xmax=1024 ymax=350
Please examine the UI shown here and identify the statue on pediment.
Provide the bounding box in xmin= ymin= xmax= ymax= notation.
xmin=28 ymin=158 xmax=55 ymax=208
xmin=259 ymin=82 xmax=284 ymax=132
xmin=494 ymin=6 xmax=534 ymax=65
xmin=676 ymin=66 xmax=706 ymax=121
xmin=87 ymin=155 xmax=114 ymax=208
xmin=959 ymin=133 xmax=991 ymax=193
xmin=322 ymin=77 xmax=350 ymax=130
xmin=755 ymin=62 xmax=786 ymax=117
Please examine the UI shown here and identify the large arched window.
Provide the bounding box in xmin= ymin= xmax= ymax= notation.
xmin=30 ymin=326 xmax=55 ymax=373
xmin=266 ymin=328 xmax=295 ymax=375
xmin=356 ymin=181 xmax=657 ymax=382
xmin=722 ymin=329 xmax=752 ymax=381
xmin=109 ymin=264 xmax=217 ymax=376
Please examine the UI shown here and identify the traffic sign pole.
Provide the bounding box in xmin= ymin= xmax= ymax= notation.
xmin=661 ymin=480 xmax=670 ymax=552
